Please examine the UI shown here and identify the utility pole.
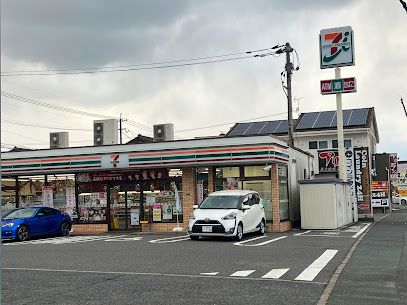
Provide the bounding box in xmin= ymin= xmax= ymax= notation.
xmin=119 ymin=113 xmax=123 ymax=144
xmin=284 ymin=42 xmax=294 ymax=147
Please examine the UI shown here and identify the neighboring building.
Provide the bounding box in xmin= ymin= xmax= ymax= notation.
xmin=227 ymin=107 xmax=379 ymax=175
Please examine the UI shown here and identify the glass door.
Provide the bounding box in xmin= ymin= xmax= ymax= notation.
xmin=109 ymin=185 xmax=141 ymax=231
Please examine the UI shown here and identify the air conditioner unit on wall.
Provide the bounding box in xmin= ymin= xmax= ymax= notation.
xmin=50 ymin=132 xmax=69 ymax=149
xmin=93 ymin=119 xmax=118 ymax=146
xmin=153 ymin=124 xmax=174 ymax=142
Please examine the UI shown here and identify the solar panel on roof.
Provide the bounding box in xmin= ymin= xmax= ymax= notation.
xmin=313 ymin=111 xmax=336 ymax=129
xmin=260 ymin=121 xmax=281 ymax=134
xmin=228 ymin=123 xmax=252 ymax=136
xmin=342 ymin=110 xmax=352 ymax=126
xmin=245 ymin=122 xmax=268 ymax=135
xmin=296 ymin=112 xmax=320 ymax=129
xmin=274 ymin=120 xmax=289 ymax=133
xmin=349 ymin=108 xmax=369 ymax=126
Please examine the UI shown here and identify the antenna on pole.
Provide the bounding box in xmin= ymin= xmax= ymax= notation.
xmin=401 ymin=97 xmax=407 ymax=118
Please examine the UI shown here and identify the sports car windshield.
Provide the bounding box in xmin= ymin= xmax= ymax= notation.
xmin=199 ymin=195 xmax=241 ymax=209
xmin=3 ymin=208 xmax=37 ymax=220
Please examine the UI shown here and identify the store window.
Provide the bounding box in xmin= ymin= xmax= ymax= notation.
xmin=332 ymin=139 xmax=352 ymax=148
xmin=215 ymin=167 xmax=240 ymax=191
xmin=278 ymin=165 xmax=289 ymax=221
xmin=309 ymin=141 xmax=318 ymax=149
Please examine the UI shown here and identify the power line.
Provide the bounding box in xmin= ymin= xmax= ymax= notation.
xmin=1 ymin=119 xmax=92 ymax=131
xmin=1 ymin=91 xmax=117 ymax=119
xmin=0 ymin=47 xmax=275 ymax=76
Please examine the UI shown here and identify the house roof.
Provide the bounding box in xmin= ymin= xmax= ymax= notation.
xmin=226 ymin=107 xmax=379 ymax=141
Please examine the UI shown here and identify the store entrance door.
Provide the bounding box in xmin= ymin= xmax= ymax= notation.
xmin=108 ymin=185 xmax=141 ymax=231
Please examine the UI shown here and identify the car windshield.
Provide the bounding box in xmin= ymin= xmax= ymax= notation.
xmin=3 ymin=208 xmax=37 ymax=220
xmin=199 ymin=195 xmax=241 ymax=209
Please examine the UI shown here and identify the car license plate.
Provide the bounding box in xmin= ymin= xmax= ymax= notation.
xmin=202 ymin=226 xmax=212 ymax=233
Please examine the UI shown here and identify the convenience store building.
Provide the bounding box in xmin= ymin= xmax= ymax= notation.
xmin=1 ymin=134 xmax=313 ymax=234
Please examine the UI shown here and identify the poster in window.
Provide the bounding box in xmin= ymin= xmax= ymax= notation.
xmin=42 ymin=186 xmax=54 ymax=207
xmin=152 ymin=205 xmax=162 ymax=222
xmin=66 ymin=187 xmax=77 ymax=218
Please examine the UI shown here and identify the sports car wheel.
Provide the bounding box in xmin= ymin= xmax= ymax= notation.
xmin=235 ymin=223 xmax=243 ymax=241
xmin=60 ymin=222 xmax=71 ymax=236
xmin=17 ymin=225 xmax=30 ymax=241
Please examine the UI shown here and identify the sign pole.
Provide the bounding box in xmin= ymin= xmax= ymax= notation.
xmin=335 ymin=67 xmax=346 ymax=181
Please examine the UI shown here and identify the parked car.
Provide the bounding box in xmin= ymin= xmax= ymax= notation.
xmin=1 ymin=206 xmax=72 ymax=241
xmin=188 ymin=190 xmax=266 ymax=241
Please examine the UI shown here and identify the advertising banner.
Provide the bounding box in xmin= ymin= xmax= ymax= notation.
xmin=345 ymin=148 xmax=357 ymax=219
xmin=353 ymin=147 xmax=371 ymax=213
xmin=320 ymin=26 xmax=355 ymax=69
xmin=130 ymin=209 xmax=140 ymax=226
xmin=76 ymin=170 xmax=169 ymax=183
xmin=371 ymin=181 xmax=389 ymax=207
xmin=390 ymin=154 xmax=398 ymax=180
xmin=318 ymin=150 xmax=339 ymax=173
xmin=42 ymin=186 xmax=54 ymax=207
xmin=66 ymin=187 xmax=77 ymax=218
xmin=196 ymin=181 xmax=204 ymax=205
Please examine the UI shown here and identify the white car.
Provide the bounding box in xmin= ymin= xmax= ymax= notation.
xmin=188 ymin=190 xmax=266 ymax=241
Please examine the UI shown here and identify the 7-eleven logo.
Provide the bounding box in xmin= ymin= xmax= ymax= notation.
xmin=322 ymin=31 xmax=351 ymax=63
xmin=111 ymin=154 xmax=120 ymax=167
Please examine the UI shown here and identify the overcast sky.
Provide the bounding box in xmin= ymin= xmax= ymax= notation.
xmin=1 ymin=0 xmax=406 ymax=159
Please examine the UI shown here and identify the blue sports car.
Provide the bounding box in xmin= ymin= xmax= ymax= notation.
xmin=1 ymin=206 xmax=72 ymax=241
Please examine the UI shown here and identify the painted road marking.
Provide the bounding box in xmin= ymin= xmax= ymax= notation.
xmin=105 ymin=237 xmax=143 ymax=242
xmin=233 ymin=235 xmax=267 ymax=246
xmin=3 ymin=267 xmax=327 ymax=285
xmin=295 ymin=249 xmax=338 ymax=281
xmin=294 ymin=230 xmax=311 ymax=236
xmin=261 ymin=268 xmax=289 ymax=279
xmin=352 ymin=223 xmax=372 ymax=238
xmin=3 ymin=235 xmax=128 ymax=245
xmin=149 ymin=235 xmax=190 ymax=243
xmin=230 ymin=270 xmax=256 ymax=277
xmin=241 ymin=236 xmax=287 ymax=247
xmin=200 ymin=272 xmax=219 ymax=276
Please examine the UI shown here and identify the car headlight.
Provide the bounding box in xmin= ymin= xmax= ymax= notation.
xmin=221 ymin=212 xmax=237 ymax=220
xmin=189 ymin=213 xmax=196 ymax=220
xmin=2 ymin=222 xmax=14 ymax=228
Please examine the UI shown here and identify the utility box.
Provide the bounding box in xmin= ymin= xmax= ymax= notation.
xmin=153 ymin=124 xmax=174 ymax=142
xmin=93 ymin=119 xmax=118 ymax=146
xmin=299 ymin=179 xmax=353 ymax=229
xmin=50 ymin=132 xmax=69 ymax=149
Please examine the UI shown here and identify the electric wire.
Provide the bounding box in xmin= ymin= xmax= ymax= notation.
xmin=1 ymin=47 xmax=275 ymax=76
xmin=1 ymin=119 xmax=92 ymax=131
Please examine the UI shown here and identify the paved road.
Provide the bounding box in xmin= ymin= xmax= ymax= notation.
xmin=1 ymin=213 xmax=404 ymax=305
xmin=326 ymin=207 xmax=407 ymax=305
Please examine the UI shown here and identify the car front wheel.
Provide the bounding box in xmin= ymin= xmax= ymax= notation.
xmin=17 ymin=225 xmax=30 ymax=241
xmin=259 ymin=220 xmax=265 ymax=235
xmin=60 ymin=222 xmax=71 ymax=237
xmin=235 ymin=223 xmax=243 ymax=241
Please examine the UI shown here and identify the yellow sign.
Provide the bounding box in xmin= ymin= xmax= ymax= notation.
xmin=153 ymin=206 xmax=162 ymax=222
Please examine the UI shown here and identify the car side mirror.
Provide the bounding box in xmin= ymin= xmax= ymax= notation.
xmin=241 ymin=204 xmax=250 ymax=211
xmin=193 ymin=205 xmax=199 ymax=209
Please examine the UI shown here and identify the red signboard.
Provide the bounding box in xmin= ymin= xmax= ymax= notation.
xmin=321 ymin=77 xmax=356 ymax=95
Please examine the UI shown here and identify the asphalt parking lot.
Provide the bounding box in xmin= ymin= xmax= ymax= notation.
xmin=2 ymin=222 xmax=370 ymax=305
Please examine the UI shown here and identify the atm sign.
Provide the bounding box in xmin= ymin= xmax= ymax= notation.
xmin=321 ymin=77 xmax=356 ymax=95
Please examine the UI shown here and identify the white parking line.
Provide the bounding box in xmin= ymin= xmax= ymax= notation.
xmin=233 ymin=235 xmax=267 ymax=246
xmin=261 ymin=268 xmax=289 ymax=279
xmin=243 ymin=236 xmax=287 ymax=247
xmin=230 ymin=270 xmax=256 ymax=277
xmin=294 ymin=249 xmax=338 ymax=281
xmin=294 ymin=230 xmax=311 ymax=236
xmin=105 ymin=237 xmax=143 ymax=242
xmin=148 ymin=235 xmax=190 ymax=243
xmin=352 ymin=223 xmax=372 ymax=238
xmin=200 ymin=272 xmax=219 ymax=276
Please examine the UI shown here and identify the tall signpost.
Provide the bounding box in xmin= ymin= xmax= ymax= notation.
xmin=319 ymin=26 xmax=355 ymax=181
